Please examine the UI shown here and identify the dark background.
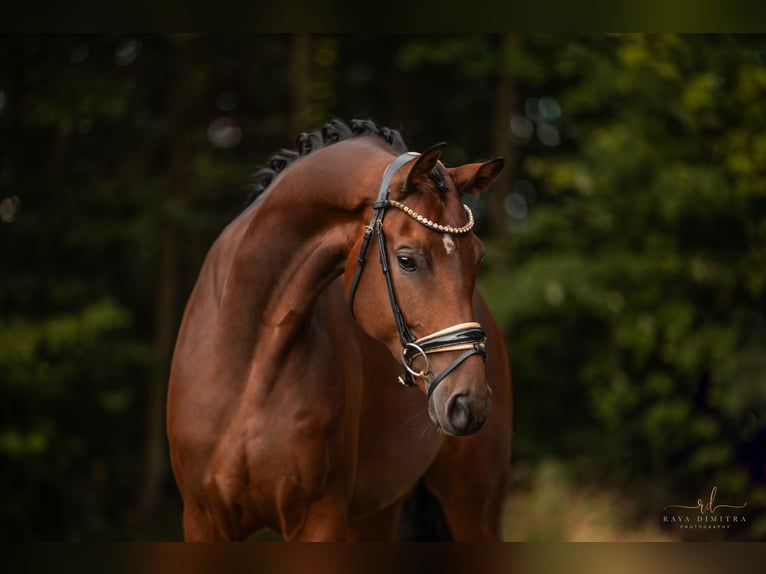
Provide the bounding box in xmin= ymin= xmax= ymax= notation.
xmin=1 ymin=34 xmax=765 ymax=541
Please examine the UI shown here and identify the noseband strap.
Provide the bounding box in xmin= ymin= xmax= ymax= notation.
xmin=347 ymin=152 xmax=488 ymax=395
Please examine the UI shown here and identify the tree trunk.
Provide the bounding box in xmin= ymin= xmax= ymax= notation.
xmin=135 ymin=40 xmax=199 ymax=529
xmin=488 ymin=33 xmax=520 ymax=237
xmin=137 ymin=222 xmax=178 ymax=526
xmin=290 ymin=34 xmax=312 ymax=134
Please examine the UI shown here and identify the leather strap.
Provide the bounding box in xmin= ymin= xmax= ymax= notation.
xmin=347 ymin=152 xmax=419 ymax=321
xmin=376 ymin=215 xmax=414 ymax=346
xmin=427 ymin=344 xmax=487 ymax=399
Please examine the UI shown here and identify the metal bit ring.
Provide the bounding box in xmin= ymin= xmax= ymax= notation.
xmin=402 ymin=342 xmax=431 ymax=380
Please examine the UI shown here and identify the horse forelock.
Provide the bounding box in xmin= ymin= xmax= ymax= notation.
xmin=244 ymin=118 xmax=409 ymax=207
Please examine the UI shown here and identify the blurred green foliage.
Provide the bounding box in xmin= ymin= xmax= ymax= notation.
xmin=479 ymin=34 xmax=766 ymax=540
xmin=1 ymin=34 xmax=764 ymax=540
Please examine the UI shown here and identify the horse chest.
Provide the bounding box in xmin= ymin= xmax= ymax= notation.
xmin=349 ymin=385 xmax=444 ymax=515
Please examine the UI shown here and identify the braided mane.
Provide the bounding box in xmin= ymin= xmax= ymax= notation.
xmin=245 ymin=118 xmax=409 ymax=206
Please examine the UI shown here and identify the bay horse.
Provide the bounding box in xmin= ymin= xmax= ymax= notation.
xmin=166 ymin=119 xmax=512 ymax=541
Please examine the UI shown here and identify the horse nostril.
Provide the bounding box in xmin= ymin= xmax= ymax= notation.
xmin=447 ymin=394 xmax=474 ymax=434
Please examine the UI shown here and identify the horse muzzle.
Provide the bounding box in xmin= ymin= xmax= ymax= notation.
xmin=398 ymin=322 xmax=491 ymax=436
xmin=426 ymin=356 xmax=492 ymax=436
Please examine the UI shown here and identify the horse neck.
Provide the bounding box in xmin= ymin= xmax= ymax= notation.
xmin=217 ymin=140 xmax=391 ymax=364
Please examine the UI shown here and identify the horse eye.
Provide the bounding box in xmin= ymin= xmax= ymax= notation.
xmin=397 ymin=255 xmax=418 ymax=272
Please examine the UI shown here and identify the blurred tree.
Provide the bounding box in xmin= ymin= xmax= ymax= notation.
xmin=0 ymin=35 xmax=296 ymax=539
xmin=2 ymin=34 xmax=764 ymax=542
xmin=489 ymin=33 xmax=520 ymax=236
xmin=289 ymin=34 xmax=311 ymax=134
xmin=479 ymin=34 xmax=766 ymax=540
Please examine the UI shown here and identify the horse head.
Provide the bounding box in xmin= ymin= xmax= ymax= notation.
xmin=346 ymin=143 xmax=504 ymax=436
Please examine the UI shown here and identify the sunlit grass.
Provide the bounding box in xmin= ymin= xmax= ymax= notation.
xmin=503 ymin=459 xmax=675 ymax=541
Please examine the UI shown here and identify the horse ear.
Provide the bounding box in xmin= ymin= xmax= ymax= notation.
xmin=405 ymin=142 xmax=447 ymax=191
xmin=449 ymin=157 xmax=505 ymax=197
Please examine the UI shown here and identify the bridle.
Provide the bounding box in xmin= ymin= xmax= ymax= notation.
xmin=347 ymin=152 xmax=488 ymax=398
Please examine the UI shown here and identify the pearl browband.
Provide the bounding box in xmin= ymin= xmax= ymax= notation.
xmin=380 ymin=200 xmax=475 ymax=235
